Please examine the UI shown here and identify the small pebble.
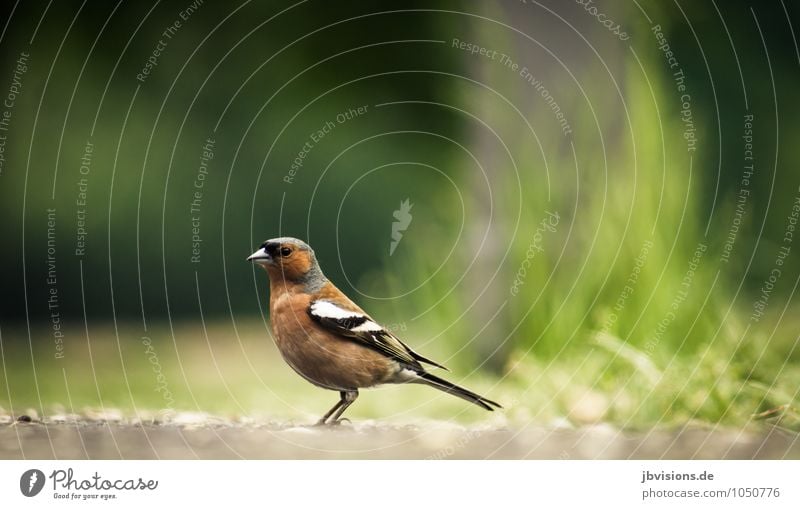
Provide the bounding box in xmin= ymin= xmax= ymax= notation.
xmin=17 ymin=415 xmax=33 ymax=423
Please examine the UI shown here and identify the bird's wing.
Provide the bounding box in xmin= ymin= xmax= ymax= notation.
xmin=308 ymin=300 xmax=447 ymax=371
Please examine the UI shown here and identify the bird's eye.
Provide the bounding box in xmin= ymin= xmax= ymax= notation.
xmin=280 ymin=247 xmax=292 ymax=256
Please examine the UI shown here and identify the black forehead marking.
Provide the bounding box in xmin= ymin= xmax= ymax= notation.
xmin=259 ymin=238 xmax=312 ymax=258
xmin=267 ymin=237 xmax=310 ymax=250
xmin=262 ymin=241 xmax=280 ymax=255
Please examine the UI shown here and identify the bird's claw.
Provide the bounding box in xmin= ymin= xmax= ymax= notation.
xmin=315 ymin=417 xmax=351 ymax=427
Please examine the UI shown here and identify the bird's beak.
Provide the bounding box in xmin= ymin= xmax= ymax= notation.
xmin=247 ymin=247 xmax=272 ymax=264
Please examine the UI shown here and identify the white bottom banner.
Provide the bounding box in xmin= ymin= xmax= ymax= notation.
xmin=1 ymin=460 xmax=797 ymax=507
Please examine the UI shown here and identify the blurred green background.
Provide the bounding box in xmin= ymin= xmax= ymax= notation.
xmin=1 ymin=0 xmax=799 ymax=429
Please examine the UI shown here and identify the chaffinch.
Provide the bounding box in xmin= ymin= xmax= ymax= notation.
xmin=248 ymin=237 xmax=501 ymax=424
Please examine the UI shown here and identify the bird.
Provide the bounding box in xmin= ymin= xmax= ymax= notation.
xmin=248 ymin=237 xmax=501 ymax=425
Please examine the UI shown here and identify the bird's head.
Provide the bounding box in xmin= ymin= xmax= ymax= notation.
xmin=248 ymin=237 xmax=323 ymax=284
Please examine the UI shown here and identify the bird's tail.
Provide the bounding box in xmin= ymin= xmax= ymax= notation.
xmin=414 ymin=371 xmax=502 ymax=411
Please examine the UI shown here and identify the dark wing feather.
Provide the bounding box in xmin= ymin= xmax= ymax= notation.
xmin=308 ymin=300 xmax=447 ymax=371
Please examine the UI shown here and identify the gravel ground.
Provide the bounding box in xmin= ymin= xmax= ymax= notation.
xmin=1 ymin=412 xmax=798 ymax=459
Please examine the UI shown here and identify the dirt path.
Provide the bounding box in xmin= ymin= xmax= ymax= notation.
xmin=2 ymin=418 xmax=797 ymax=459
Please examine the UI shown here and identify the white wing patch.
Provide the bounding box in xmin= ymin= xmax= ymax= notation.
xmin=309 ymin=301 xmax=387 ymax=334
xmin=351 ymin=320 xmax=384 ymax=333
xmin=309 ymin=300 xmax=364 ymax=321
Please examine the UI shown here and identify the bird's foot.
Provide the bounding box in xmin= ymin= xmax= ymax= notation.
xmin=315 ymin=417 xmax=351 ymax=427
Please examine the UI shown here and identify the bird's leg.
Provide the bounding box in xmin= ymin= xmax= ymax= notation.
xmin=328 ymin=390 xmax=358 ymax=425
xmin=316 ymin=392 xmax=346 ymax=426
